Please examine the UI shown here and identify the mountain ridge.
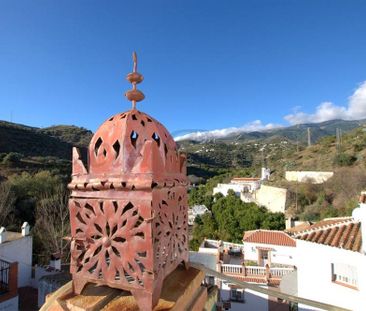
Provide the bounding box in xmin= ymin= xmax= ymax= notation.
xmin=0 ymin=120 xmax=93 ymax=159
xmin=176 ymin=119 xmax=366 ymax=144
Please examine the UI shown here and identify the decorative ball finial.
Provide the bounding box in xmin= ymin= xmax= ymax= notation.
xmin=125 ymin=51 xmax=145 ymax=109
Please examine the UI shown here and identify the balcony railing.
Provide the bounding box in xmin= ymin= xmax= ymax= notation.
xmin=221 ymin=263 xmax=294 ymax=279
xmin=221 ymin=264 xmax=243 ymax=275
xmin=0 ymin=259 xmax=18 ymax=303
xmin=0 ymin=259 xmax=10 ymax=294
xmin=270 ymin=267 xmax=294 ymax=278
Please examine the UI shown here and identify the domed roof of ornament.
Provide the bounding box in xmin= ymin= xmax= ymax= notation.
xmin=88 ymin=108 xmax=178 ymax=173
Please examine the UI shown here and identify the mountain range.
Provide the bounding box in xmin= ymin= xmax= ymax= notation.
xmin=176 ymin=119 xmax=366 ymax=144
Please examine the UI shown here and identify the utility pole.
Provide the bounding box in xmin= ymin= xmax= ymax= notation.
xmin=339 ymin=128 xmax=342 ymax=147
xmin=295 ymin=181 xmax=298 ymax=212
xmin=307 ymin=128 xmax=311 ymax=147
xmin=336 ymin=128 xmax=343 ymax=153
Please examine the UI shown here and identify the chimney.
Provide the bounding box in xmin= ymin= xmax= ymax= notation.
xmin=261 ymin=167 xmax=270 ymax=180
xmin=352 ymin=191 xmax=366 ymax=254
xmin=21 ymin=222 xmax=30 ymax=236
xmin=0 ymin=227 xmax=7 ymax=243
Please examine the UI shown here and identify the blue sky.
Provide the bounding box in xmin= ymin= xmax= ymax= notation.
xmin=1 ymin=1 xmax=366 ymax=137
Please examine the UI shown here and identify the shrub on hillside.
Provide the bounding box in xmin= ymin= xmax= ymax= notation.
xmin=0 ymin=153 xmax=7 ymax=162
xmin=2 ymin=152 xmax=23 ymax=166
xmin=353 ymin=143 xmax=366 ymax=152
xmin=333 ymin=153 xmax=356 ymax=166
xmin=318 ymin=135 xmax=336 ymax=147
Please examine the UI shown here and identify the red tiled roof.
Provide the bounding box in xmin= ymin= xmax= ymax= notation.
xmin=286 ymin=217 xmax=352 ymax=234
xmin=243 ymin=230 xmax=296 ymax=247
xmin=232 ymin=177 xmax=260 ymax=182
xmin=294 ymin=219 xmax=362 ymax=252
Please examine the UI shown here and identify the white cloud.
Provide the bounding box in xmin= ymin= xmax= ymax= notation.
xmin=175 ymin=81 xmax=366 ymax=142
xmin=174 ymin=120 xmax=282 ymax=142
xmin=284 ymin=81 xmax=366 ymax=125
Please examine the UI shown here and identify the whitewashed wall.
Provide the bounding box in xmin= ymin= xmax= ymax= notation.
xmin=296 ymin=239 xmax=366 ymax=311
xmin=213 ymin=183 xmax=246 ymax=196
xmin=252 ymin=185 xmax=287 ymax=213
xmin=0 ymin=236 xmax=32 ymax=287
xmin=243 ymin=242 xmax=296 ymax=266
xmin=0 ymin=296 xmax=18 ymax=311
xmin=285 ymin=171 xmax=333 ymax=184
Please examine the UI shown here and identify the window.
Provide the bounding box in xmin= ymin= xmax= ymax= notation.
xmin=262 ymin=251 xmax=268 ymax=260
xmin=331 ymin=263 xmax=358 ymax=289
xmin=230 ymin=288 xmax=245 ymax=302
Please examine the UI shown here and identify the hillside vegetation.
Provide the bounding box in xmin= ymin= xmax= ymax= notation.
xmin=188 ymin=125 xmax=366 ymax=223
xmin=268 ymin=126 xmax=366 ymax=220
xmin=179 ymin=119 xmax=366 ymax=182
xmin=0 ymin=121 xmax=92 ymax=180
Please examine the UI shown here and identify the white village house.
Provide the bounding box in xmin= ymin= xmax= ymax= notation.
xmin=243 ymin=230 xmax=296 ymax=267
xmin=191 ymin=237 xmax=295 ymax=310
xmin=286 ymin=193 xmax=366 ymax=311
xmin=213 ymin=177 xmax=261 ymax=197
xmin=0 ymin=223 xmax=32 ymax=311
xmin=213 ymin=168 xmax=288 ymax=213
xmin=188 ymin=204 xmax=210 ymax=226
xmin=0 ymin=222 xmax=66 ymax=310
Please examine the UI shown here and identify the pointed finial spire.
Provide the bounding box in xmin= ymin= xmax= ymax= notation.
xmin=125 ymin=52 xmax=145 ymax=109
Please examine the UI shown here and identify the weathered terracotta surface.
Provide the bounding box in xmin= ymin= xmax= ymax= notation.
xmin=67 ymin=53 xmax=189 ymax=311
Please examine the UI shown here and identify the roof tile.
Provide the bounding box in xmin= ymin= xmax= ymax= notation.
xmin=294 ymin=219 xmax=362 ymax=252
xmin=243 ymin=230 xmax=296 ymax=247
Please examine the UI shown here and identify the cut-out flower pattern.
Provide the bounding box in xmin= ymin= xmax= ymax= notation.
xmin=70 ymin=199 xmax=150 ymax=287
xmin=153 ymin=190 xmax=188 ymax=272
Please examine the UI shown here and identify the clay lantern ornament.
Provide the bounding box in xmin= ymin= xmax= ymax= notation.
xmin=68 ymin=52 xmax=189 ymax=311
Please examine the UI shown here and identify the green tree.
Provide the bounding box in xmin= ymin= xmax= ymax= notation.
xmin=2 ymin=152 xmax=23 ymax=166
xmin=0 ymin=182 xmax=15 ymax=227
xmin=7 ymin=170 xmax=63 ymax=225
xmin=190 ymin=212 xmax=218 ymax=250
xmin=190 ymin=189 xmax=286 ymax=248
xmin=262 ymin=212 xmax=285 ymax=230
xmin=34 ymin=185 xmax=70 ymax=264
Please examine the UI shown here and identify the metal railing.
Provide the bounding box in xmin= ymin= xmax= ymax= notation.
xmin=0 ymin=259 xmax=10 ymax=294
